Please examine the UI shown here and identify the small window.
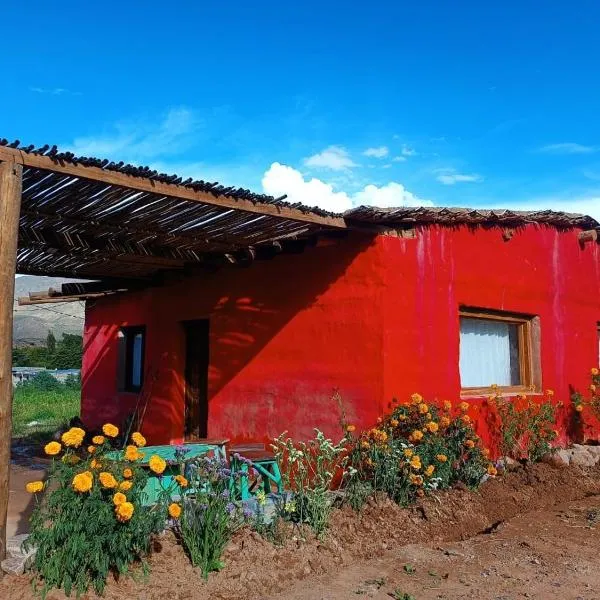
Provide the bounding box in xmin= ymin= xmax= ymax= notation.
xmin=118 ymin=326 xmax=146 ymax=392
xmin=459 ymin=308 xmax=540 ymax=395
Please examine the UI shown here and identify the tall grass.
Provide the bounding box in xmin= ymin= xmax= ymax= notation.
xmin=12 ymin=377 xmax=80 ymax=440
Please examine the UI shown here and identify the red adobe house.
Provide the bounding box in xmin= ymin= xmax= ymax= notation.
xmin=80 ymin=207 xmax=600 ymax=447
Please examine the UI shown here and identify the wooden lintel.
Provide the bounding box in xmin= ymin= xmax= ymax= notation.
xmin=0 ymin=146 xmax=348 ymax=229
xmin=19 ymin=293 xmax=111 ymax=305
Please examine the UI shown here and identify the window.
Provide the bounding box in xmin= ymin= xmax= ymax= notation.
xmin=459 ymin=308 xmax=540 ymax=395
xmin=118 ymin=326 xmax=146 ymax=392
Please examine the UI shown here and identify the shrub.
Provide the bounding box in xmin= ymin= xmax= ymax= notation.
xmin=24 ymin=424 xmax=165 ymax=597
xmin=571 ymin=368 xmax=600 ymax=429
xmin=272 ymin=429 xmax=348 ymax=537
xmin=169 ymin=456 xmax=245 ymax=579
xmin=345 ymin=395 xmax=493 ymax=506
xmin=19 ymin=371 xmax=63 ymax=393
xmin=486 ymin=388 xmax=557 ymax=461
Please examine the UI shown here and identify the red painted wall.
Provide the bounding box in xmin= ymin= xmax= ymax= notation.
xmin=81 ymin=225 xmax=600 ymax=447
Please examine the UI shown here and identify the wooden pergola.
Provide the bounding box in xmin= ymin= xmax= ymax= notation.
xmin=0 ymin=140 xmax=350 ymax=564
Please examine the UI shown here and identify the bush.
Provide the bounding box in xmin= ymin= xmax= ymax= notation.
xmin=344 ymin=395 xmax=493 ymax=506
xmin=272 ymin=429 xmax=348 ymax=537
xmin=169 ymin=455 xmax=245 ymax=579
xmin=19 ymin=371 xmax=63 ymax=393
xmin=24 ymin=425 xmax=165 ymax=597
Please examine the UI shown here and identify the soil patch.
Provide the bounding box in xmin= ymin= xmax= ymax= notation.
xmin=2 ymin=463 xmax=599 ymax=600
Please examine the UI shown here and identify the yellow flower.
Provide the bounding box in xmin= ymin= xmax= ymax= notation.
xmin=256 ymin=491 xmax=267 ymax=506
xmin=410 ymin=430 xmax=424 ymax=442
xmin=345 ymin=424 xmax=356 ymax=432
xmin=123 ymin=468 xmax=133 ymax=479
xmin=461 ymin=414 xmax=471 ymax=424
xmin=464 ymin=439 xmax=475 ymax=449
xmin=99 ymin=472 xmax=118 ymax=489
xmin=459 ymin=401 xmax=469 ymax=412
xmin=168 ymin=503 xmax=182 ymax=518
xmin=365 ymin=457 xmax=374 ymax=467
xmin=125 ymin=445 xmax=142 ymax=462
xmin=482 ymin=448 xmax=490 ymax=457
xmin=591 ymin=367 xmax=599 ymax=376
xmin=440 ymin=416 xmax=450 ymax=428
xmin=61 ymin=427 xmax=85 ymax=448
xmin=403 ymin=448 xmax=414 ymax=458
xmin=425 ymin=465 xmax=435 ymax=477
xmin=92 ymin=435 xmax=105 ymax=445
xmin=72 ymin=471 xmax=93 ymax=493
xmin=26 ymin=481 xmax=44 ymax=493
xmin=90 ymin=458 xmax=102 ymax=470
xmin=113 ymin=492 xmax=127 ymax=506
xmin=436 ymin=454 xmax=448 ymax=462
xmin=409 ymin=455 xmax=422 ymax=470
xmin=360 ymin=440 xmax=371 ymax=450
xmin=411 ymin=393 xmax=423 ymax=404
xmin=115 ymin=501 xmax=134 ymax=522
xmin=390 ymin=419 xmax=399 ymax=428
xmin=426 ymin=421 xmax=439 ymax=433
xmin=44 ymin=441 xmax=62 ymax=456
xmin=590 ymin=384 xmax=597 ymax=393
xmin=119 ymin=480 xmax=133 ymax=491
xmin=131 ymin=432 xmax=147 ymax=447
xmin=398 ymin=414 xmax=407 ymax=421
xmin=575 ymin=404 xmax=584 ymax=413
xmin=174 ymin=475 xmax=188 ymax=488
xmin=409 ymin=474 xmax=423 ymax=485
xmin=418 ymin=403 xmax=429 ymax=415
xmin=443 ymin=400 xmax=452 ymax=411
xmin=102 ymin=423 xmax=119 ymax=438
xmin=487 ymin=465 xmax=498 ymax=477
xmin=149 ymin=455 xmax=166 ymax=474
xmin=87 ymin=445 xmax=96 ymax=454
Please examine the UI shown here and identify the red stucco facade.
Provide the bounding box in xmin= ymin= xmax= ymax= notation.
xmin=81 ymin=224 xmax=600 ymax=447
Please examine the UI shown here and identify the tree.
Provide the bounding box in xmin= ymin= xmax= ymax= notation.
xmin=46 ymin=331 xmax=57 ymax=354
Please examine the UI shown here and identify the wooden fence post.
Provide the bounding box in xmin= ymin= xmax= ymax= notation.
xmin=0 ymin=160 xmax=22 ymax=569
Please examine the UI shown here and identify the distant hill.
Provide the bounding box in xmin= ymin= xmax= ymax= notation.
xmin=13 ymin=276 xmax=86 ymax=346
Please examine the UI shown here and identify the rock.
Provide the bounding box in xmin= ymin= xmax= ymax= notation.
xmin=1 ymin=554 xmax=33 ymax=576
xmin=543 ymin=450 xmax=571 ymax=468
xmin=6 ymin=534 xmax=33 ymax=558
xmin=571 ymin=449 xmax=596 ymax=468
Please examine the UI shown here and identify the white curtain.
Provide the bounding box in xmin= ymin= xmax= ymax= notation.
xmin=459 ymin=318 xmax=519 ymax=387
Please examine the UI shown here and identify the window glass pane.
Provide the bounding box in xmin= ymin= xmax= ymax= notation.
xmin=460 ymin=317 xmax=520 ymax=387
xmin=131 ymin=333 xmax=143 ymax=388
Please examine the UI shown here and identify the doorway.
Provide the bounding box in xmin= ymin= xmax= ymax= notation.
xmin=183 ymin=319 xmax=210 ymax=440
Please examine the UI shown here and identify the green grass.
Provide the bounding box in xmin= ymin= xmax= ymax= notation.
xmin=12 ymin=386 xmax=80 ymax=441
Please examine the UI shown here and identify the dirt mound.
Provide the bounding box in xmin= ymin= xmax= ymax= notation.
xmin=2 ymin=463 xmax=599 ymax=600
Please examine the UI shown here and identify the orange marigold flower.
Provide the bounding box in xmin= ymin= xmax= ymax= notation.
xmin=440 ymin=416 xmax=451 ymax=428
xmin=398 ymin=415 xmax=407 ymax=421
xmin=113 ymin=492 xmax=127 ymax=506
xmin=131 ymin=432 xmax=146 ymax=447
xmin=99 ymin=472 xmax=118 ymax=489
xmin=345 ymin=424 xmax=356 ymax=432
xmin=26 ymin=481 xmax=44 ymax=493
xmin=410 ymin=430 xmax=424 ymax=442
xmin=90 ymin=458 xmax=102 ymax=470
xmin=174 ymin=475 xmax=188 ymax=488
xmin=590 ymin=384 xmax=597 ymax=393
xmin=365 ymin=457 xmax=374 ymax=467
xmin=575 ymin=404 xmax=584 ymax=413
xmin=487 ymin=465 xmax=498 ymax=477
xmin=409 ymin=474 xmax=423 ymax=486
xmin=464 ymin=439 xmax=475 ymax=449
xmin=102 ymin=423 xmax=119 ymax=438
xmin=409 ymin=455 xmax=422 ymax=470
xmin=482 ymin=448 xmax=490 ymax=457
xmin=461 ymin=414 xmax=471 ymax=424
xmin=92 ymin=435 xmax=105 ymax=445
xmin=72 ymin=471 xmax=93 ymax=493
xmin=411 ymin=393 xmax=423 ymax=404
xmin=436 ymin=454 xmax=448 ymax=462
xmin=125 ymin=445 xmax=142 ymax=462
xmin=418 ymin=403 xmax=429 ymax=415
xmin=61 ymin=427 xmax=85 ymax=448
xmin=115 ymin=501 xmax=134 ymax=522
xmin=119 ymin=480 xmax=133 ymax=491
xmin=459 ymin=401 xmax=469 ymax=412
xmin=443 ymin=400 xmax=452 ymax=411
xmin=390 ymin=419 xmax=399 ymax=428
xmin=149 ymin=455 xmax=166 ymax=474
xmin=87 ymin=445 xmax=96 ymax=454
xmin=424 ymin=465 xmax=435 ymax=477
xmin=123 ymin=467 xmax=133 ymax=479
xmin=44 ymin=441 xmax=62 ymax=456
xmin=403 ymin=448 xmax=414 ymax=458
xmin=360 ymin=440 xmax=370 ymax=450
xmin=591 ymin=367 xmax=599 ymax=376
xmin=426 ymin=421 xmax=439 ymax=433
xmin=168 ymin=503 xmax=182 ymax=519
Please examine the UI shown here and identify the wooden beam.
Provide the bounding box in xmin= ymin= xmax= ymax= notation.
xmin=0 ymin=147 xmax=348 ymax=229
xmin=19 ymin=293 xmax=111 ymax=305
xmin=0 ymin=160 xmax=22 ymax=567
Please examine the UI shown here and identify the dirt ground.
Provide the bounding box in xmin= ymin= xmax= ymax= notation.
xmin=2 ymin=463 xmax=600 ymax=600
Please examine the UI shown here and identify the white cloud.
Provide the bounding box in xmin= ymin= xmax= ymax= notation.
xmin=392 ymin=156 xmax=407 ymax=162
xmin=262 ymin=163 xmax=432 ymax=213
xmin=538 ymin=142 xmax=596 ymax=154
xmin=30 ymin=86 xmax=81 ymax=96
xmin=363 ymin=146 xmax=389 ymax=158
xmin=401 ymin=145 xmax=417 ymax=156
xmin=303 ymin=146 xmax=357 ymax=171
xmin=435 ymin=168 xmax=483 ymax=185
xmin=66 ymin=107 xmax=200 ymax=161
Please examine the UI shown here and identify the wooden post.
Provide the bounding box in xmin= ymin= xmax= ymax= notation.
xmin=0 ymin=160 xmax=22 ymax=568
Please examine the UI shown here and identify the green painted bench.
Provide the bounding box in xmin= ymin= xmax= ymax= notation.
xmin=229 ymin=445 xmax=284 ymax=500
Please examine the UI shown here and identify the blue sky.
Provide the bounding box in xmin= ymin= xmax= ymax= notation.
xmin=3 ymin=1 xmax=600 ymax=217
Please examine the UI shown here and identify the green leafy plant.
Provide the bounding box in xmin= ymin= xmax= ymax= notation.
xmin=24 ymin=424 xmax=164 ymax=597
xmin=272 ymin=429 xmax=348 ymax=537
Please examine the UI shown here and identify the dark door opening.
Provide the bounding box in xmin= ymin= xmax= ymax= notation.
xmin=183 ymin=319 xmax=210 ymax=440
